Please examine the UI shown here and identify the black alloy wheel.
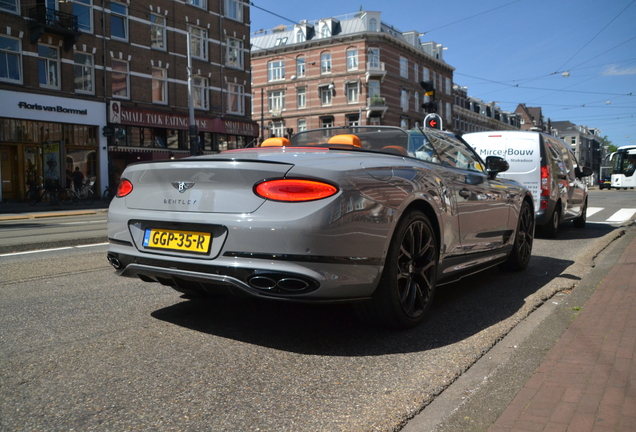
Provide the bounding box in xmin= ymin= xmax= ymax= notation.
xmin=501 ymin=200 xmax=534 ymax=271
xmin=356 ymin=211 xmax=438 ymax=329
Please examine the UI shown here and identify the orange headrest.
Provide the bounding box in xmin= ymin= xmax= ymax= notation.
xmin=327 ymin=134 xmax=362 ymax=148
xmin=381 ymin=145 xmax=408 ymax=156
xmin=261 ymin=137 xmax=290 ymax=147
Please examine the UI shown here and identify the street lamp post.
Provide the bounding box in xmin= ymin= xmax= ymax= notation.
xmin=186 ymin=32 xmax=198 ymax=156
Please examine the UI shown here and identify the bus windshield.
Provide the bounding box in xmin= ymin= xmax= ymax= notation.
xmin=612 ymin=148 xmax=636 ymax=177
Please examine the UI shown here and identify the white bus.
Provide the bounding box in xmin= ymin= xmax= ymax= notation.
xmin=610 ymin=145 xmax=636 ymax=189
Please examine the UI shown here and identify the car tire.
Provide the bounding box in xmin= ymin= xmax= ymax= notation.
xmin=500 ymin=200 xmax=534 ymax=271
xmin=542 ymin=205 xmax=560 ymax=239
xmin=355 ymin=210 xmax=438 ymax=329
xmin=573 ymin=198 xmax=587 ymax=229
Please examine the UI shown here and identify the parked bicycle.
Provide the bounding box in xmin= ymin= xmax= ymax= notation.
xmin=102 ymin=185 xmax=114 ymax=203
xmin=27 ymin=177 xmax=63 ymax=206
xmin=60 ymin=179 xmax=95 ymax=205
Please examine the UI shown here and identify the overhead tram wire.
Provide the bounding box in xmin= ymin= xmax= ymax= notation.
xmin=554 ymin=0 xmax=636 ymax=73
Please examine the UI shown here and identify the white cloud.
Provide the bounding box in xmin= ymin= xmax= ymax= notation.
xmin=602 ymin=65 xmax=636 ymax=76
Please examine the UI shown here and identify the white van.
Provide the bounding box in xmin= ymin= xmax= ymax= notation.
xmin=462 ymin=131 xmax=592 ymax=238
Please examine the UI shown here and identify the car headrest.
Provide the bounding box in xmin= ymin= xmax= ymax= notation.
xmin=261 ymin=137 xmax=290 ymax=147
xmin=381 ymin=145 xmax=408 ymax=156
xmin=327 ymin=134 xmax=362 ymax=148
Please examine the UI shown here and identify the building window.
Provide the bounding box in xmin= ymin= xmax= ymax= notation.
xmin=38 ymin=44 xmax=60 ymax=89
xmin=446 ymin=102 xmax=452 ymax=121
xmin=297 ymin=87 xmax=306 ymax=109
xmin=401 ymin=89 xmax=409 ymax=111
xmin=414 ymin=92 xmax=419 ymax=112
xmin=151 ymin=13 xmax=166 ymax=50
xmin=226 ymin=37 xmax=243 ymax=69
xmin=296 ymin=56 xmax=305 ymax=77
xmin=346 ymin=82 xmax=359 ymax=103
xmin=368 ymin=80 xmax=380 ymax=99
xmin=400 ymin=57 xmax=408 ymax=78
xmin=189 ymin=26 xmax=208 ymax=60
xmin=152 ymin=67 xmax=167 ymax=104
xmin=192 ymin=76 xmax=208 ymax=110
xmin=187 ymin=0 xmax=207 ymax=9
xmin=414 ymin=64 xmax=418 ymax=82
xmin=110 ymin=2 xmax=128 ymax=40
xmin=270 ymin=121 xmax=285 ymax=138
xmin=0 ymin=35 xmax=21 ymax=83
xmin=0 ymin=0 xmax=18 ymax=13
xmin=268 ymin=90 xmax=285 ymax=112
xmin=321 ymin=117 xmax=333 ymax=128
xmin=320 ymin=23 xmax=330 ymax=38
xmin=321 ymin=52 xmax=331 ymax=74
xmin=445 ymin=77 xmax=451 ymax=95
xmin=227 ymin=83 xmax=244 ymax=115
xmin=320 ymin=86 xmax=332 ymax=106
xmin=368 ymin=48 xmax=379 ymax=69
xmin=298 ymin=118 xmax=306 ymax=132
xmin=224 ymin=0 xmax=243 ymax=22
xmin=72 ymin=0 xmax=92 ymax=33
xmin=369 ymin=18 xmax=377 ymax=31
xmin=111 ymin=59 xmax=129 ymax=98
xmin=267 ymin=60 xmax=285 ymax=81
xmin=346 ymin=48 xmax=358 ymax=71
xmin=73 ymin=52 xmax=94 ymax=94
xmin=423 ymin=67 xmax=429 ymax=82
xmin=296 ymin=29 xmax=305 ymax=43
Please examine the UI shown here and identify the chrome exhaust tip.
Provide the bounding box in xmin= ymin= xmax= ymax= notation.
xmin=107 ymin=254 xmax=122 ymax=270
xmin=277 ymin=278 xmax=310 ymax=292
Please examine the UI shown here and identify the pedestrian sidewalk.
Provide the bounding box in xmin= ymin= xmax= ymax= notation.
xmin=489 ymin=233 xmax=636 ymax=432
xmin=0 ymin=200 xmax=108 ymax=220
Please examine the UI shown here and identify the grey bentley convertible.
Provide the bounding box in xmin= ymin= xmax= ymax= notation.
xmin=107 ymin=126 xmax=534 ymax=329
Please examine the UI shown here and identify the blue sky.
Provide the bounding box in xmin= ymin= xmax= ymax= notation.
xmin=250 ymin=0 xmax=636 ymax=148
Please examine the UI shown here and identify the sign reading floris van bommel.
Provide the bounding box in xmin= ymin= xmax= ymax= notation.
xmin=18 ymin=101 xmax=88 ymax=115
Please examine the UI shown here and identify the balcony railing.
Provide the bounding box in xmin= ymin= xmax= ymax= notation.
xmin=365 ymin=62 xmax=387 ymax=83
xmin=29 ymin=5 xmax=80 ymax=49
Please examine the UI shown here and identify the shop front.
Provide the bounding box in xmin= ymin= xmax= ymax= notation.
xmin=0 ymin=89 xmax=107 ymax=202
xmin=106 ymin=102 xmax=259 ymax=188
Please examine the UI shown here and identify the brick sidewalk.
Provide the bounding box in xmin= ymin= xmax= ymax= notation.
xmin=489 ymin=235 xmax=636 ymax=432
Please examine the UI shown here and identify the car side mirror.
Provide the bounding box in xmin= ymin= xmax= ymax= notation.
xmin=575 ymin=166 xmax=593 ymax=178
xmin=485 ymin=156 xmax=509 ymax=179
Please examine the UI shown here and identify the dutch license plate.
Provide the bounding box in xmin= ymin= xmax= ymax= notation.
xmin=142 ymin=228 xmax=211 ymax=253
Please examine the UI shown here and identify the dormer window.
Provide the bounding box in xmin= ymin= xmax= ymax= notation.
xmin=275 ymin=37 xmax=288 ymax=46
xmin=296 ymin=29 xmax=305 ymax=43
xmin=369 ymin=18 xmax=377 ymax=31
xmin=321 ymin=23 xmax=330 ymax=38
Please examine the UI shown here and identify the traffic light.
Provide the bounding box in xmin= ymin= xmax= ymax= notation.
xmin=422 ymin=102 xmax=437 ymax=113
xmin=425 ymin=114 xmax=442 ymax=130
xmin=420 ymin=81 xmax=436 ymax=112
xmin=420 ymin=81 xmax=436 ymax=99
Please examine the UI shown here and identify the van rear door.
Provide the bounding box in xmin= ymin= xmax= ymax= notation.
xmin=464 ymin=133 xmax=541 ymax=213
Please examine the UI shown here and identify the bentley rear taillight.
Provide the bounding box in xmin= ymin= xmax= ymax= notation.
xmin=255 ymin=179 xmax=338 ymax=202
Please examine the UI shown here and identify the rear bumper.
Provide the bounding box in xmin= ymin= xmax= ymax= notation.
xmin=107 ymin=243 xmax=382 ymax=302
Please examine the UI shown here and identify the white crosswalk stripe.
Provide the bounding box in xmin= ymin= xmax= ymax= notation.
xmin=585 ymin=207 xmax=636 ymax=224
xmin=606 ymin=208 xmax=636 ymax=223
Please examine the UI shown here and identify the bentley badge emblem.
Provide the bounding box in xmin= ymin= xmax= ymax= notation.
xmin=171 ymin=181 xmax=195 ymax=193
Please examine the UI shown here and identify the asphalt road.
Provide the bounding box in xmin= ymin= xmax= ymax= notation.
xmin=0 ymin=217 xmax=628 ymax=431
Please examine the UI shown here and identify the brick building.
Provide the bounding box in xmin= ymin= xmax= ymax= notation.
xmin=0 ymin=0 xmax=256 ymax=202
xmin=250 ymin=10 xmax=454 ymax=138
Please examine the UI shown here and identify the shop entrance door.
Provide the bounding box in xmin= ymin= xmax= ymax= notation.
xmin=1 ymin=146 xmax=18 ymax=200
